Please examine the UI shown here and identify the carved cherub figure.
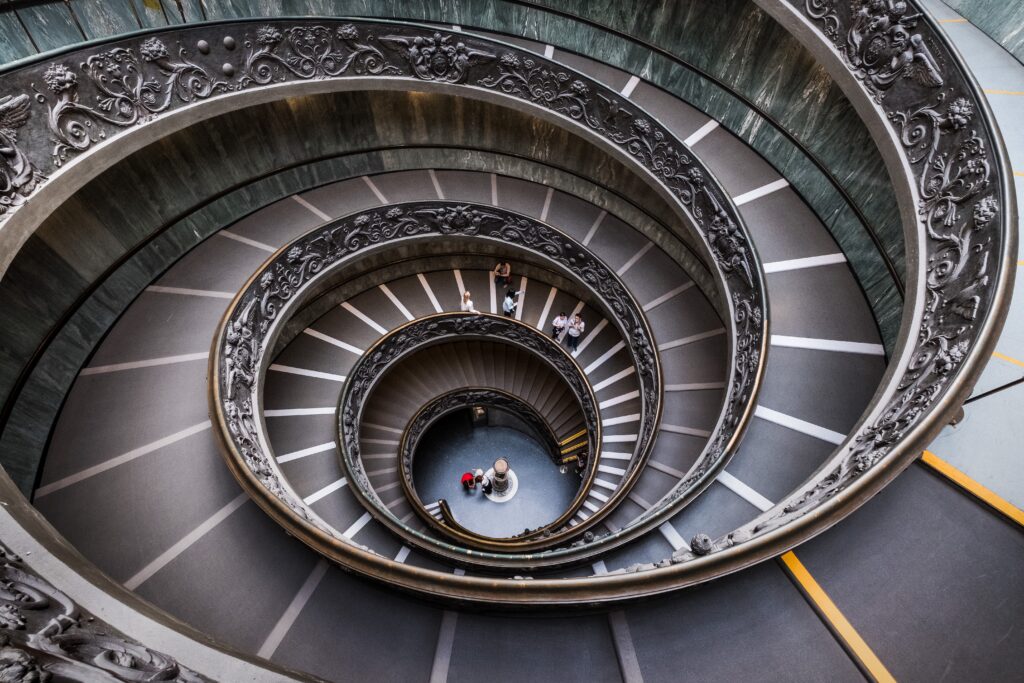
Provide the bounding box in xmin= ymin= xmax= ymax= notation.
xmin=0 ymin=94 xmax=43 ymax=213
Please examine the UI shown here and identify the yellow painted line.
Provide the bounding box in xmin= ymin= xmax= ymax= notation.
xmin=939 ymin=17 xmax=967 ymax=23
xmin=1018 ymin=259 xmax=1024 ymax=266
xmin=1014 ymin=171 xmax=1024 ymax=178
xmin=922 ymin=451 xmax=1024 ymax=527
xmin=780 ymin=552 xmax=896 ymax=683
xmin=983 ymin=89 xmax=1024 ymax=95
xmin=992 ymin=351 xmax=1024 ymax=368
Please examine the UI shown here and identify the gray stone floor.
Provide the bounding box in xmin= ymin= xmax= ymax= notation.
xmin=413 ymin=412 xmax=580 ymax=537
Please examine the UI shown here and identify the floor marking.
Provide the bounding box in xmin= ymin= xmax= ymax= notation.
xmin=582 ymin=210 xmax=607 ymax=246
xmin=145 ymin=285 xmax=233 ymax=299
xmin=589 ymin=488 xmax=610 ymax=502
xmin=683 ymin=119 xmax=719 ymax=146
xmin=608 ymin=611 xmax=645 ymax=683
xmin=616 ymin=241 xmax=654 ymax=276
xmin=755 ymin=405 xmax=846 ymax=445
xmin=363 ymin=422 xmax=403 ymax=434
xmin=585 ymin=340 xmax=626 ymax=374
xmin=780 ymin=551 xmax=896 ymax=683
xmin=427 ymin=169 xmax=445 ymax=199
xmin=659 ymin=522 xmax=689 ymax=551
xmin=361 ymin=175 xmax=388 ymax=203
xmin=540 ymin=187 xmax=554 ymax=221
xmin=362 ymin=438 xmax=400 ymax=446
xmin=592 ymin=560 xmax=608 ymax=574
xmin=732 ymin=178 xmax=790 ymax=206
xmin=124 ymin=493 xmax=248 ymax=590
xmin=35 ymin=421 xmax=212 ymax=498
xmin=303 ymin=328 xmax=362 ymax=355
xmin=593 ymin=367 xmax=636 ymax=393
xmin=992 ymin=350 xmax=1024 ymax=369
xmin=594 ymin=477 xmax=617 ymax=491
xmin=666 ymin=381 xmax=726 ymax=391
xmin=489 ymin=270 xmax=497 ymax=314
xmin=763 ymin=253 xmax=846 ymax=273
xmin=771 ymin=335 xmax=885 ymax=356
xmin=600 ymin=452 xmax=633 ymax=462
xmin=583 ymin=499 xmax=601 ymax=513
xmin=1014 ymin=172 xmax=1024 ymax=180
xmin=343 ymin=511 xmax=373 ymax=539
xmin=366 ymin=466 xmax=398 ymax=477
xmin=429 ymin=610 xmax=459 ymax=683
xmin=453 ymin=269 xmax=467 ymax=300
xmin=717 ymin=471 xmax=773 ymax=511
xmin=604 ymin=434 xmax=637 ymax=443
xmin=278 ymin=442 xmax=336 ymax=464
xmin=543 ymin=44 xmax=554 ymax=58
xmin=291 ymin=194 xmax=331 ymax=221
xmin=451 ymin=24 xmax=461 ymax=31
xmin=600 ymin=390 xmax=640 ymax=410
xmin=628 ymin=491 xmax=652 ymax=509
xmin=642 ymin=281 xmax=694 ymax=311
xmin=257 ymin=559 xmax=329 ymax=658
xmin=378 ymin=284 xmax=415 ymax=321
xmin=304 ymin=478 xmax=347 ymax=505
xmin=341 ymin=301 xmax=388 ymax=334
xmin=515 ymin=277 xmax=528 ymax=321
xmin=218 ymin=230 xmax=276 ymax=253
xmin=394 ymin=545 xmax=412 ymax=563
xmin=647 ymin=460 xmax=685 ymax=479
xmin=269 ymin=364 xmax=346 ymax=382
xmin=658 ymin=328 xmax=725 ymax=351
xmin=939 ymin=17 xmax=967 ymax=23
xmin=376 ymin=480 xmax=402 ymax=493
xmin=603 ymin=414 xmax=640 ymax=427
xmin=921 ymin=450 xmax=1024 ymax=527
xmin=536 ymin=286 xmax=558 ymax=330
xmin=620 ymin=74 xmax=641 ymax=97
xmin=363 ymin=453 xmax=398 ymax=461
xmin=574 ymin=319 xmax=608 ymax=355
xmin=598 ymin=463 xmax=627 ymax=476
xmin=80 ymin=352 xmax=209 ymax=375
xmin=490 ymin=173 xmax=498 ymax=205
xmin=418 ymin=273 xmax=444 ymax=313
xmin=662 ymin=424 xmax=712 ymax=438
xmin=983 ymin=89 xmax=1024 ymax=95
xmin=264 ymin=407 xmax=335 ymax=417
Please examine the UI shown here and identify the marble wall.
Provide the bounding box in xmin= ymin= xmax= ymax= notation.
xmin=941 ymin=0 xmax=1024 ymax=63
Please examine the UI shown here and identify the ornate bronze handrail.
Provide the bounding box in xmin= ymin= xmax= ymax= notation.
xmin=348 ymin=327 xmax=598 ymax=552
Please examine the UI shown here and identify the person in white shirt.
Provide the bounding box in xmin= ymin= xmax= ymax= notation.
xmin=567 ymin=314 xmax=585 ymax=353
xmin=502 ymin=288 xmax=522 ymax=317
xmin=551 ymin=312 xmax=568 ymax=339
xmin=461 ymin=290 xmax=479 ymax=313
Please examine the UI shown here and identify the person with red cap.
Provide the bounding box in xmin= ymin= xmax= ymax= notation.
xmin=461 ymin=471 xmax=476 ymax=492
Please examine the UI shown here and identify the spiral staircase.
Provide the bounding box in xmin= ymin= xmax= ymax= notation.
xmin=0 ymin=0 xmax=1019 ymax=681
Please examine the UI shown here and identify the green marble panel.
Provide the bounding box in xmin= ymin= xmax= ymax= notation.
xmin=176 ymin=0 xmax=207 ymax=23
xmin=70 ymin=0 xmax=140 ymax=39
xmin=0 ymin=12 xmax=36 ymax=64
xmin=129 ymin=0 xmax=172 ymax=28
xmin=943 ymin=0 xmax=1024 ymax=64
xmin=14 ymin=3 xmax=83 ymax=53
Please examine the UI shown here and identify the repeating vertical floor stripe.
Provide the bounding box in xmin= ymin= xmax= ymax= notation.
xmin=583 ymin=210 xmax=606 ymax=246
xmin=124 ymin=493 xmax=248 ymax=590
xmin=278 ymin=442 xmax=336 ymax=464
xmin=257 ymin=559 xmax=329 ymax=658
xmin=218 ymin=229 xmax=277 ymax=252
xmin=658 ymin=328 xmax=725 ymax=351
xmin=514 ymin=277 xmax=528 ymax=321
xmin=304 ymin=478 xmax=347 ymax=505
xmin=617 ymin=242 xmax=654 ymax=276
xmin=585 ymin=340 xmax=626 ymax=374
xmin=921 ymin=450 xmax=1024 ymax=527
xmin=35 ymin=421 xmax=213 ymax=498
xmin=264 ymin=407 xmax=336 ymax=417
xmin=780 ymin=552 xmax=896 ymax=683
xmin=341 ymin=302 xmax=388 ymax=334
xmin=540 ymin=187 xmax=554 ymax=221
xmin=428 ymin=169 xmax=445 ymax=199
xmin=642 ymin=282 xmax=693 ymax=311
xmin=418 ymin=273 xmax=444 ymax=313
xmin=754 ymin=405 xmax=845 ymax=445
xmin=490 ymin=173 xmax=498 ymax=205
xmin=771 ymin=335 xmax=885 ymax=356
xmin=536 ymin=286 xmax=558 ymax=330
xmin=683 ymin=119 xmax=719 ymax=146
xmin=717 ymin=471 xmax=773 ymax=511
xmin=362 ymin=175 xmax=388 ymax=203
xmin=268 ymin=364 xmax=346 ymax=382
xmin=303 ymin=328 xmax=363 ymax=355
xmin=574 ymin=319 xmax=608 ymax=355
xmin=291 ymin=194 xmax=331 ymax=221
xmin=145 ymin=286 xmax=233 ymax=299
xmin=378 ymin=283 xmax=415 ymax=321
xmin=732 ymin=178 xmax=789 ymax=206
xmin=763 ymin=253 xmax=846 ymax=274
xmin=81 ymin=352 xmax=209 ymax=375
